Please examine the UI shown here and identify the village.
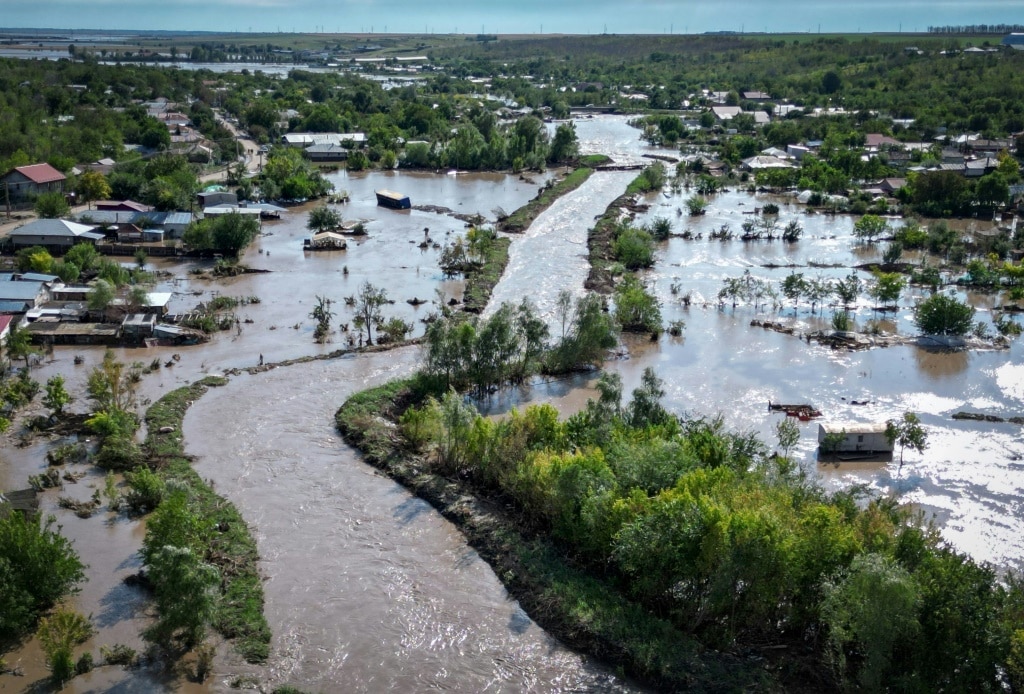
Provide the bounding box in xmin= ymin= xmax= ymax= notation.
xmin=1 ymin=27 xmax=1024 ymax=693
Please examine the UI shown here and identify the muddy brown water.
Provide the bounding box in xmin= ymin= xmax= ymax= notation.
xmin=3 ymin=115 xmax=1022 ymax=690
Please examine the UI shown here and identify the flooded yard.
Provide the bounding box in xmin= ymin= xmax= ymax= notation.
xmin=2 ymin=114 xmax=1022 ymax=691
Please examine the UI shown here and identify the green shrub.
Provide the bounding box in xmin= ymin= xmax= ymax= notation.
xmin=613 ymin=227 xmax=655 ymax=270
xmin=0 ymin=514 xmax=86 ymax=640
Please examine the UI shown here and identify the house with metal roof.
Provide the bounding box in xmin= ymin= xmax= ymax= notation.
xmin=305 ymin=143 xmax=349 ymax=162
xmin=0 ymin=279 xmax=50 ymax=310
xmin=7 ymin=219 xmax=103 ymax=250
xmin=0 ymin=163 xmax=67 ymax=203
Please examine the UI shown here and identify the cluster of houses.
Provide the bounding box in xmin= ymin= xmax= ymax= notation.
xmin=0 ymin=267 xmax=186 ymax=347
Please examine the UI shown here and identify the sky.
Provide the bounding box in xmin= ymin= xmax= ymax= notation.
xmin=3 ymin=0 xmax=1023 ymax=35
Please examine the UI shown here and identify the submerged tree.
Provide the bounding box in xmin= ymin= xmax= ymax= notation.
xmin=307 ymin=205 xmax=342 ymax=233
xmin=885 ymin=411 xmax=928 ymax=469
xmin=310 ymin=295 xmax=334 ymax=342
xmin=351 ymin=281 xmax=388 ymax=346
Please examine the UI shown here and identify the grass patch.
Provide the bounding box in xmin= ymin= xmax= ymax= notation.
xmin=578 ymin=154 xmax=612 ymax=168
xmin=499 ymin=167 xmax=595 ymax=233
xmin=334 ymin=380 xmax=769 ymax=692
xmin=461 ymin=236 xmax=511 ymax=314
xmin=143 ymin=376 xmax=271 ymax=663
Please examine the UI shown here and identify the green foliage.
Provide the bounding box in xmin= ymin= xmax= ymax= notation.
xmin=822 ymin=553 xmax=921 ymax=690
xmin=185 ymin=212 xmax=260 ymax=256
xmin=37 ymin=609 xmax=93 ymax=685
xmin=144 ymin=543 xmax=220 ymax=649
xmin=628 ymin=162 xmax=666 ymax=194
xmin=423 ymin=299 xmax=549 ymax=395
xmin=869 ymin=270 xmax=905 ymax=308
xmin=0 ymin=513 xmax=86 ymax=640
xmin=853 ymin=214 xmax=889 ymax=244
xmin=351 ymin=281 xmax=388 ymax=346
xmin=647 ymin=217 xmax=672 ymax=242
xmin=614 ymin=275 xmax=662 ymax=334
xmin=307 ymin=205 xmax=342 ymax=232
xmin=34 ymin=191 xmax=70 ymax=219
xmin=65 ymin=243 xmax=99 ymax=274
xmin=16 ymin=245 xmax=54 ymax=274
xmin=42 ymin=375 xmax=72 ymax=417
xmin=885 ymin=412 xmax=929 ymax=469
xmin=123 ymin=465 xmax=166 ymax=513
xmin=548 ymin=121 xmax=579 ymax=164
xmin=613 ymin=226 xmax=655 ymax=270
xmin=685 ymin=194 xmax=708 ymax=215
xmin=546 ymin=293 xmax=618 ymax=372
xmin=913 ymin=292 xmax=976 ymax=336
xmin=87 ymin=279 xmax=114 ymax=311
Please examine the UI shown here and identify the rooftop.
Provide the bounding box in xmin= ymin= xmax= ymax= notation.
xmin=7 ymin=163 xmax=66 ymax=185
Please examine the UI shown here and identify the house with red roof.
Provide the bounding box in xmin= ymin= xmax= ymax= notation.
xmin=0 ymin=163 xmax=67 ymax=203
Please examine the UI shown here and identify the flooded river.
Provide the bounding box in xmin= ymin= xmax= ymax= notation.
xmin=2 ymin=114 xmax=1022 ymax=690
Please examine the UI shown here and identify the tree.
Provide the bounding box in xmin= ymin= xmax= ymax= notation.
xmin=776 ymin=417 xmax=800 ymax=459
xmin=34 ymin=191 xmax=70 ymax=219
xmin=210 ymin=212 xmax=260 ymax=256
xmin=6 ymin=325 xmax=39 ymax=370
xmin=65 ymin=243 xmax=100 ymax=274
xmin=307 ymin=205 xmax=342 ymax=233
xmin=352 ymin=281 xmax=388 ymax=345
xmin=853 ymin=214 xmax=888 ymax=244
xmin=144 ymin=545 xmax=219 ymax=649
xmin=782 ymin=272 xmax=807 ymax=312
xmin=869 ymin=271 xmax=905 ymax=309
xmin=822 ymin=553 xmax=921 ymax=690
xmin=310 ymin=295 xmax=334 ymax=342
xmin=548 ymin=293 xmax=618 ymax=372
xmin=834 ymin=271 xmax=862 ymax=307
xmin=975 ymin=172 xmax=1009 ymax=210
xmin=885 ymin=411 xmax=928 ymax=468
xmin=16 ymin=246 xmax=53 ymax=274
xmin=686 ymin=195 xmax=708 ymax=215
xmin=548 ymin=122 xmax=579 ymax=164
xmin=0 ymin=513 xmax=86 ymax=640
xmin=87 ymin=349 xmax=137 ymax=414
xmin=88 ymin=279 xmax=115 ymax=312
xmin=76 ymin=171 xmax=111 ymax=210
xmin=43 ymin=375 xmax=72 ymax=417
xmin=613 ymin=227 xmax=655 ymax=270
xmin=913 ymin=292 xmax=976 ymax=336
xmin=614 ymin=275 xmax=662 ymax=334
xmin=37 ymin=609 xmax=92 ymax=685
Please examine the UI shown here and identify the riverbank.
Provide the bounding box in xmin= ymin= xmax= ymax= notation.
xmin=334 ymin=378 xmax=773 ymax=692
xmin=144 ymin=377 xmax=271 ymax=663
xmin=585 ymin=172 xmax=652 ymax=294
xmin=499 ymin=166 xmax=596 ymax=233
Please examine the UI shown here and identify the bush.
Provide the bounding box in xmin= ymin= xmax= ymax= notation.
xmin=614 ymin=275 xmax=662 ymax=334
xmin=123 ymin=466 xmax=166 ymax=513
xmin=94 ymin=435 xmax=144 ymax=471
xmin=0 ymin=513 xmax=86 ymax=639
xmin=613 ymin=227 xmax=655 ymax=270
xmin=913 ymin=293 xmax=976 ymax=336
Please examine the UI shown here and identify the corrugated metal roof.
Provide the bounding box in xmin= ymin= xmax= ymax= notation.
xmin=11 ymin=219 xmax=97 ymax=238
xmin=8 ymin=163 xmax=66 ymax=184
xmin=0 ymin=282 xmax=45 ymax=301
xmin=0 ymin=300 xmax=30 ymax=313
